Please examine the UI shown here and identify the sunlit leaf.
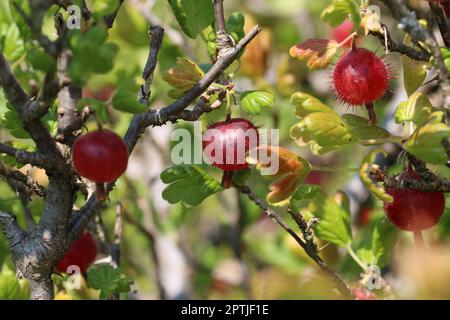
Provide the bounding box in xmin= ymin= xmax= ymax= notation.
xmin=168 ymin=0 xmax=214 ymax=39
xmin=240 ymin=91 xmax=275 ymax=115
xmin=162 ymin=57 xmax=204 ymax=92
xmin=161 ymin=165 xmax=222 ymax=206
xmin=405 ymin=112 xmax=450 ymax=165
xmin=289 ymin=39 xmax=338 ymax=70
xmin=395 ymin=92 xmax=433 ymax=127
xmin=248 ymin=146 xmax=311 ymax=206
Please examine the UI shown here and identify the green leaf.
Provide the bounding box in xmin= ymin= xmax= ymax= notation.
xmin=291 ymin=184 xmax=322 ymax=200
xmin=342 ymin=115 xmax=390 ymax=141
xmin=395 ymin=92 xmax=433 ymax=127
xmin=321 ymin=0 xmax=359 ymax=27
xmin=402 ymin=55 xmax=427 ymax=96
xmin=168 ymin=0 xmax=215 ymax=39
xmin=163 ymin=57 xmax=204 ymax=91
xmin=161 ymin=165 xmax=222 ymax=206
xmin=0 ymin=23 xmax=25 ymax=62
xmin=291 ymin=92 xmax=332 ymax=118
xmin=93 ymin=0 xmax=119 ymax=16
xmin=87 ymin=265 xmax=133 ymax=300
xmin=226 ymin=12 xmax=245 ymax=40
xmin=240 ymin=91 xmax=275 ymax=115
xmin=28 ymin=48 xmax=56 ymax=73
xmin=69 ymin=26 xmax=119 ymax=83
xmin=291 ymin=112 xmax=353 ymax=147
xmin=357 ymin=220 xmax=397 ymax=268
xmin=371 ymin=220 xmax=397 ymax=267
xmin=111 ymin=83 xmax=147 ymax=114
xmin=2 ymin=103 xmax=29 ymax=139
xmin=310 ymin=197 xmax=352 ymax=246
xmin=289 ymin=184 xmax=322 ymax=212
xmin=405 ymin=112 xmax=450 ymax=165
xmin=0 ymin=265 xmax=29 ymax=300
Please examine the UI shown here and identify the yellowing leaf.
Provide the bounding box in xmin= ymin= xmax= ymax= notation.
xmin=248 ymin=146 xmax=311 ymax=206
xmin=291 ymin=92 xmax=332 ymax=117
xmin=162 ymin=57 xmax=205 ymax=91
xmin=359 ymin=148 xmax=393 ymax=203
xmin=395 ymin=92 xmax=433 ymax=127
xmin=402 ymin=55 xmax=427 ymax=97
xmin=405 ymin=112 xmax=450 ymax=165
xmin=292 ymin=112 xmax=353 ymax=147
xmin=289 ymin=39 xmax=338 ymax=70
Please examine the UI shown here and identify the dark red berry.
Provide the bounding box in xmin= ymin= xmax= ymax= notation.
xmin=72 ymin=129 xmax=128 ymax=183
xmin=56 ymin=233 xmax=98 ymax=274
xmin=333 ymin=47 xmax=389 ymax=106
xmin=384 ymin=168 xmax=445 ymax=232
xmin=202 ymin=118 xmax=259 ymax=188
xmin=202 ymin=118 xmax=259 ymax=171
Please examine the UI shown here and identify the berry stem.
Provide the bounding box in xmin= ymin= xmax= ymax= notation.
xmin=221 ymin=170 xmax=233 ymax=189
xmin=95 ymin=183 xmax=107 ymax=202
xmin=365 ymin=103 xmax=378 ymax=126
xmin=413 ymin=231 xmax=425 ymax=248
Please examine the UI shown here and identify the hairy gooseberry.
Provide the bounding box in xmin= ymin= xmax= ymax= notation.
xmin=333 ymin=46 xmax=390 ymax=124
xmin=384 ymin=167 xmax=445 ymax=232
xmin=56 ymin=232 xmax=98 ymax=274
xmin=202 ymin=118 xmax=259 ymax=188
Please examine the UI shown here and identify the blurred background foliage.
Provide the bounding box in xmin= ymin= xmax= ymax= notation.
xmin=1 ymin=0 xmax=450 ymax=300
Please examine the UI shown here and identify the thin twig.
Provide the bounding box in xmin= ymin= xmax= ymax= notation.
xmin=236 ymin=185 xmax=354 ymax=299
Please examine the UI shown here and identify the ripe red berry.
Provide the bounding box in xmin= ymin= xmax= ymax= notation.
xmin=202 ymin=118 xmax=259 ymax=188
xmin=384 ymin=168 xmax=445 ymax=232
xmin=333 ymin=47 xmax=389 ymax=106
xmin=331 ymin=20 xmax=354 ymax=48
xmin=56 ymin=233 xmax=98 ymax=274
xmin=72 ymin=129 xmax=128 ymax=183
xmin=353 ymin=288 xmax=377 ymax=300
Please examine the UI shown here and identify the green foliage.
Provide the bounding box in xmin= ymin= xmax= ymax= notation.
xmin=69 ymin=26 xmax=119 ymax=84
xmin=342 ymin=114 xmax=390 ymax=142
xmin=87 ymin=265 xmax=134 ymax=300
xmin=307 ymin=196 xmax=352 ymax=246
xmin=321 ymin=0 xmax=359 ymax=27
xmin=168 ymin=0 xmax=215 ymax=39
xmin=112 ymin=82 xmax=147 ymax=114
xmin=357 ymin=219 xmax=398 ymax=268
xmin=163 ymin=57 xmax=205 ymax=99
xmin=0 ymin=265 xmax=30 ymax=300
xmin=0 ymin=23 xmax=25 ymax=62
xmin=28 ymin=48 xmax=56 ymax=73
xmin=395 ymin=92 xmax=433 ymax=127
xmin=2 ymin=102 xmax=30 ymax=139
xmin=402 ymin=55 xmax=427 ymax=97
xmin=161 ymin=165 xmax=223 ymax=206
xmin=240 ymin=91 xmax=275 ymax=115
xmin=405 ymin=112 xmax=450 ymax=165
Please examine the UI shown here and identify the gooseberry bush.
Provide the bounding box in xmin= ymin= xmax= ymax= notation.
xmin=0 ymin=0 xmax=450 ymax=301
